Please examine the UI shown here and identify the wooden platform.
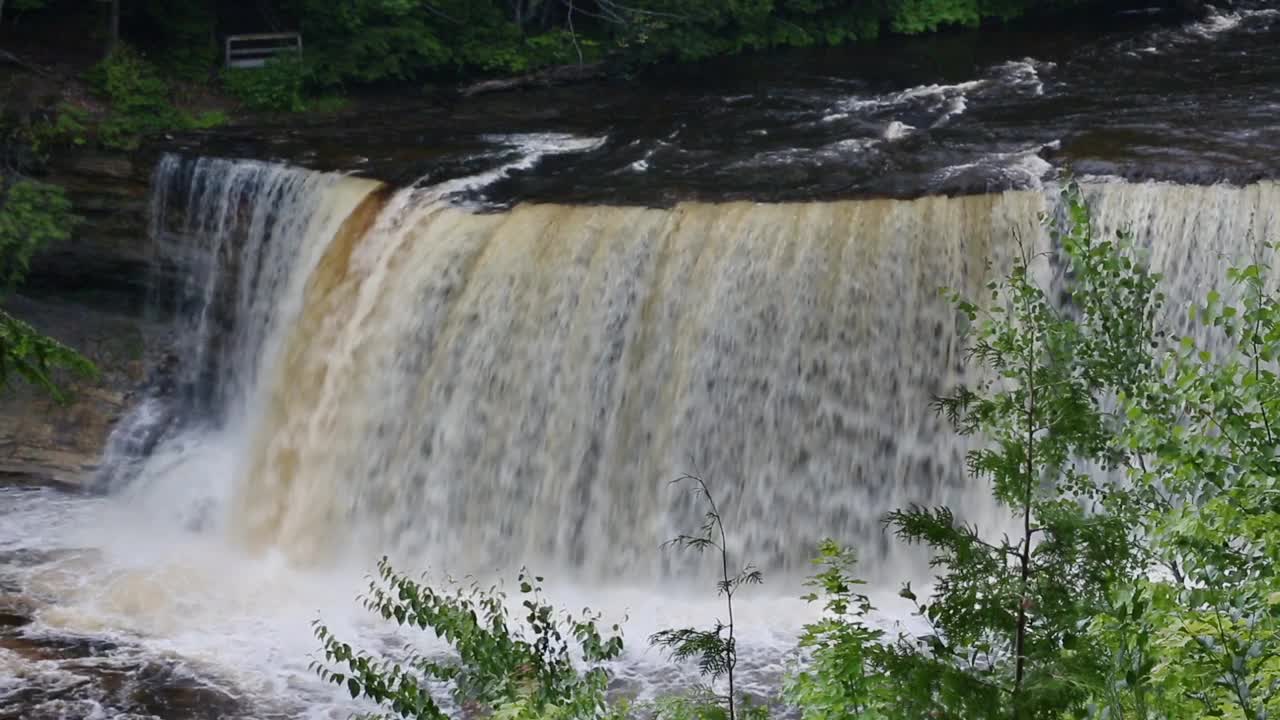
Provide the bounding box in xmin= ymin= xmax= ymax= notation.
xmin=224 ymin=33 xmax=302 ymax=69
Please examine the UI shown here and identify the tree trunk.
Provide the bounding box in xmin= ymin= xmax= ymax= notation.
xmin=107 ymin=0 xmax=121 ymax=56
xmin=1013 ymin=290 xmax=1036 ymax=715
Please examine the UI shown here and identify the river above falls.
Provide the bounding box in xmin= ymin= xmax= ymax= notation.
xmin=160 ymin=1 xmax=1280 ymax=206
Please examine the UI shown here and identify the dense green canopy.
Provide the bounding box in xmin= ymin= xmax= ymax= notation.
xmin=4 ymin=0 xmax=1100 ymax=85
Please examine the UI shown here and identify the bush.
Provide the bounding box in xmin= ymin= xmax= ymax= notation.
xmin=88 ymin=45 xmax=186 ymax=150
xmin=783 ymin=541 xmax=889 ymax=720
xmin=1098 ymin=253 xmax=1280 ymax=719
xmin=27 ymin=104 xmax=90 ymax=157
xmin=80 ymin=45 xmax=230 ymax=146
xmin=222 ymin=56 xmax=308 ymax=113
xmin=0 ymin=179 xmax=77 ymax=292
xmin=312 ymin=558 xmax=624 ymax=719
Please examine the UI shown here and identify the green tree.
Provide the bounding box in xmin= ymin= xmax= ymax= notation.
xmin=781 ymin=184 xmax=1277 ymax=720
xmin=873 ymin=183 xmax=1162 ymax=719
xmin=783 ymin=540 xmax=891 ymax=720
xmin=651 ymin=474 xmax=763 ymax=720
xmin=1096 ymin=254 xmax=1280 ymax=719
xmin=0 ymin=177 xmax=95 ymax=399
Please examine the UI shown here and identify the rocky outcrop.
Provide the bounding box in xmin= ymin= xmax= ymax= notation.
xmin=24 ymin=150 xmax=155 ymax=304
xmin=0 ymin=295 xmax=160 ymax=486
xmin=2 ymin=149 xmax=160 ymax=488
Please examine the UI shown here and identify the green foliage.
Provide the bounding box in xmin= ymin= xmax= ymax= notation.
xmin=286 ymin=0 xmax=509 ymax=85
xmin=185 ymin=110 xmax=229 ymax=129
xmin=0 ymin=179 xmax=76 ymax=293
xmin=783 ymin=540 xmax=890 ymax=720
xmin=269 ymin=0 xmax=1092 ymax=83
xmin=6 ymin=0 xmax=1104 ymax=84
xmin=651 ymin=474 xmax=762 ymax=720
xmin=27 ymin=104 xmax=90 ymax=157
xmin=312 ymin=557 xmax=624 ymax=720
xmin=888 ymin=0 xmax=983 ymax=34
xmin=874 ymin=183 xmax=1162 ymax=719
xmin=0 ymin=179 xmax=95 ymax=400
xmin=82 ymin=45 xmax=228 ymax=145
xmin=602 ymin=0 xmax=1092 ymax=63
xmin=1099 ymin=250 xmax=1280 ymax=719
xmin=0 ymin=308 xmax=96 ymax=401
xmin=140 ymin=0 xmax=219 ymax=81
xmin=223 ymin=57 xmax=308 ymax=113
xmin=89 ymin=45 xmax=188 ymax=150
xmin=848 ymin=182 xmax=1275 ymax=719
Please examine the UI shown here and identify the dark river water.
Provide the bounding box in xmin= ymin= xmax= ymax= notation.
xmin=163 ymin=1 xmax=1280 ymax=203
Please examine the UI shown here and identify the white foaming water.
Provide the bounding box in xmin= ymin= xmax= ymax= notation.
xmin=737 ymin=57 xmax=1050 ymax=170
xmin=441 ymin=134 xmax=607 ymax=202
xmin=934 ymin=145 xmax=1056 ymax=190
xmin=832 ymin=56 xmax=1049 ymax=130
xmin=1143 ymin=5 xmax=1279 ymax=48
xmin=735 ymin=136 xmax=882 ymax=168
xmin=4 ymin=153 xmax=1280 ymax=717
xmin=843 ymin=78 xmax=981 ymax=113
xmin=883 ymin=120 xmax=915 ymax=141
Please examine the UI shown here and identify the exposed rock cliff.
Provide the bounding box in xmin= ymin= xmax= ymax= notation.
xmin=2 ymin=149 xmax=160 ymax=486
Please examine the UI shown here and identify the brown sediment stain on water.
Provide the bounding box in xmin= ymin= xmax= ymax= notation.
xmin=236 ymin=182 xmax=392 ymax=555
xmin=228 ymin=181 xmax=1280 ymax=576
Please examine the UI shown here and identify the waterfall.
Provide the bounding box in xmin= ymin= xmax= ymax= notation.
xmin=103 ymin=156 xmax=1280 ymax=582
xmin=97 ymin=157 xmax=380 ymax=508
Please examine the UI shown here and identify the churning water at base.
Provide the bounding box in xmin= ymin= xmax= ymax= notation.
xmin=3 ymin=155 xmax=1278 ymax=717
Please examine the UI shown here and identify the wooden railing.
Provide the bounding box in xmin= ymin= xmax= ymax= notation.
xmin=224 ymin=33 xmax=302 ymax=69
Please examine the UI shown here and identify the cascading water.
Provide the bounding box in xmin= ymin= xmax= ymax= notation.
xmin=233 ymin=191 xmax=1040 ymax=578
xmin=96 ymin=157 xmax=381 ymax=503
xmin=5 ymin=148 xmax=1279 ymax=716
xmin=146 ymin=165 xmax=1279 ymax=581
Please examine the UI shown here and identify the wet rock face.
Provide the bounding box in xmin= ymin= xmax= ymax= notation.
xmin=0 ymin=143 xmax=168 ymax=487
xmin=24 ymin=151 xmax=155 ymax=309
xmin=0 ymin=294 xmax=163 ymax=487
